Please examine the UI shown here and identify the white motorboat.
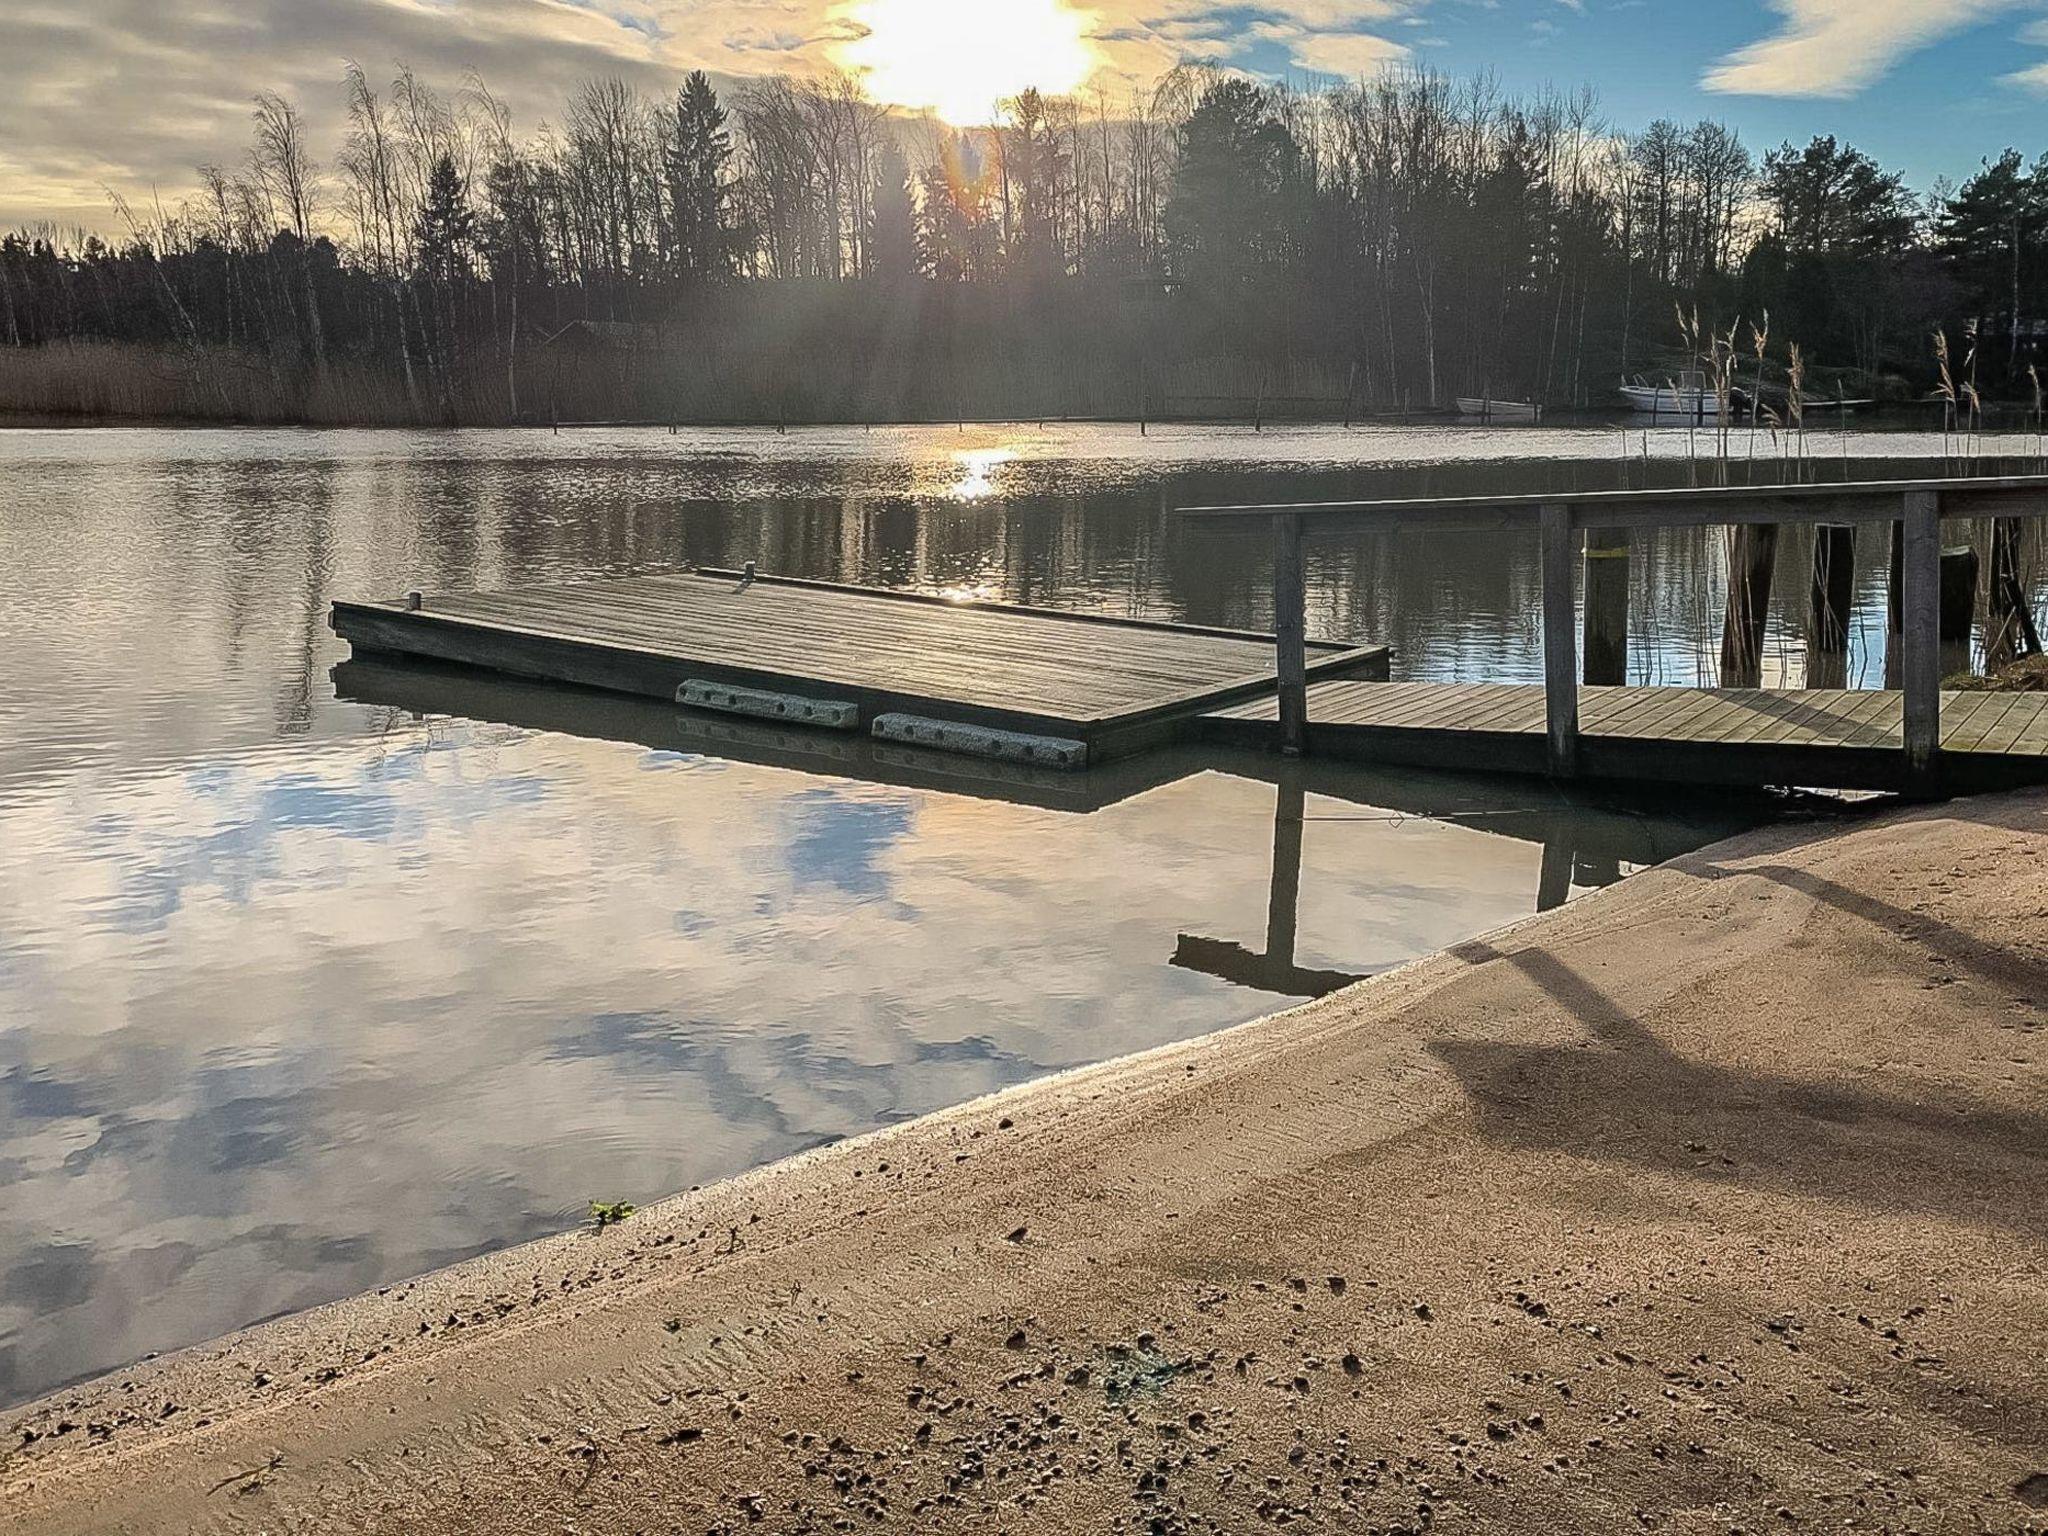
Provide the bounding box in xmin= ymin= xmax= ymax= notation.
xmin=1456 ymin=397 xmax=1543 ymax=423
xmin=1619 ymin=371 xmax=1731 ymax=419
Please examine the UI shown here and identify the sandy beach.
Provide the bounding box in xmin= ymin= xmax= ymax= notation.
xmin=5 ymin=791 xmax=2047 ymax=1534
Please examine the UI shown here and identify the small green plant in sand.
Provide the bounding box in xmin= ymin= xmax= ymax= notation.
xmin=589 ymin=1199 xmax=637 ymax=1229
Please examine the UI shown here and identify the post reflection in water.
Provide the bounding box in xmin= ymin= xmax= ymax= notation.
xmin=0 ymin=424 xmax=1875 ymax=1408
xmin=1175 ymin=773 xmax=1370 ymax=1001
xmin=1173 ymin=764 xmax=1700 ymax=1002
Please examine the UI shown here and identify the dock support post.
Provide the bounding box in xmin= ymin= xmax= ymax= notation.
xmin=1806 ymin=524 xmax=1854 ymax=690
xmin=1582 ymin=529 xmax=1629 ymax=686
xmin=1939 ymin=544 xmax=1980 ymax=681
xmin=1275 ymin=513 xmax=1309 ymax=757
xmin=1901 ymin=491 xmax=1943 ymax=791
xmin=1719 ymin=524 xmax=1779 ymax=688
xmin=1540 ymin=503 xmax=1580 ymax=779
xmin=1987 ymin=516 xmax=2041 ymax=669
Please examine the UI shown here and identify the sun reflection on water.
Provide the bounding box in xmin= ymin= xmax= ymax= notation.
xmin=945 ymin=448 xmax=1016 ymax=502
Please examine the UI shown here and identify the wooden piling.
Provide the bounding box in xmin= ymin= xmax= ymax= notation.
xmin=1986 ymin=517 xmax=2041 ymax=669
xmin=1540 ymin=504 xmax=1580 ymax=778
xmin=1719 ymin=524 xmax=1779 ymax=688
xmin=1936 ymin=544 xmax=1979 ymax=683
xmin=1806 ymin=524 xmax=1854 ymax=690
xmin=1900 ymin=491 xmax=1943 ymax=787
xmin=1274 ymin=514 xmax=1309 ymax=757
xmin=1581 ymin=529 xmax=1629 ymax=686
xmin=1890 ymin=529 xmax=1982 ymax=685
xmin=1886 ymin=519 xmax=1905 ymax=688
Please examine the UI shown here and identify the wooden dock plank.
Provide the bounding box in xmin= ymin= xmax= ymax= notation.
xmin=1198 ymin=680 xmax=2048 ymax=793
xmin=1745 ymin=692 xmax=1879 ymax=749
xmin=1700 ymin=691 xmax=1831 ymax=747
xmin=1586 ymin=686 xmax=1708 ymax=739
xmin=1351 ymin=683 xmax=1497 ymax=730
xmin=2005 ymin=697 xmax=2048 ymax=755
xmin=1651 ymin=690 xmax=1751 ymax=745
xmin=1433 ymin=685 xmax=1539 ymax=734
xmin=436 ymin=586 xmax=1248 ymax=705
xmin=1597 ymin=686 xmax=1723 ymax=741
xmin=1944 ymin=691 xmax=2026 ymax=753
xmin=1581 ymin=687 xmax=1674 ymax=733
xmin=1971 ymin=693 xmax=2048 ymax=755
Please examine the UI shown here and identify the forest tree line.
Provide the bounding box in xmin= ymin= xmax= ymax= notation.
xmin=0 ymin=63 xmax=2044 ymax=425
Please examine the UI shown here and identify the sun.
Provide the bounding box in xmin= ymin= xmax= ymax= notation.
xmin=835 ymin=0 xmax=1099 ymax=125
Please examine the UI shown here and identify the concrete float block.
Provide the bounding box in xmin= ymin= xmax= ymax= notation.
xmin=870 ymin=714 xmax=1088 ymax=770
xmin=677 ymin=680 xmax=861 ymax=731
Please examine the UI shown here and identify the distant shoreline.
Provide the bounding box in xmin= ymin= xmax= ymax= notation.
xmin=0 ymin=405 xmax=2011 ymax=435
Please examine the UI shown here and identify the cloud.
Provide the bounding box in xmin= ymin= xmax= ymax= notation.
xmin=1157 ymin=0 xmax=1417 ymax=81
xmin=0 ymin=0 xmax=695 ymax=228
xmin=1283 ymin=28 xmax=1412 ymax=75
xmin=1703 ymin=0 xmax=2037 ymax=98
xmin=2009 ymin=16 xmax=2048 ymax=87
xmin=0 ymin=0 xmax=1436 ymax=229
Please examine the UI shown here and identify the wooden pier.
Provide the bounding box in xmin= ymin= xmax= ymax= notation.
xmin=1184 ymin=476 xmax=2048 ymax=796
xmin=1203 ymin=681 xmax=2048 ymax=793
xmin=330 ymin=569 xmax=1389 ymax=767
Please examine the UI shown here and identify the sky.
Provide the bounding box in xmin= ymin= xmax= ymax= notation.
xmin=3 ymin=0 xmax=2046 ymax=232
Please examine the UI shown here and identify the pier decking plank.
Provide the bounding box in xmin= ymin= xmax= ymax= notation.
xmin=331 ymin=570 xmax=1389 ymax=764
xmin=1203 ymin=681 xmax=2048 ymax=791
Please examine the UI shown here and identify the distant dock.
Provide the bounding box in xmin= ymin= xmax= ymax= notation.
xmin=330 ymin=570 xmax=1390 ymax=767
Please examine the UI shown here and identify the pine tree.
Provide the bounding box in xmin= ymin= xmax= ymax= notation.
xmin=998 ymin=89 xmax=1068 ymax=280
xmin=868 ymin=141 xmax=917 ymax=281
xmin=1164 ymin=79 xmax=1304 ymax=290
xmin=918 ymin=135 xmax=999 ymax=282
xmin=480 ymin=156 xmax=547 ymax=289
xmin=1935 ymin=150 xmax=2048 ymax=375
xmin=413 ymin=153 xmax=475 ymax=285
xmin=666 ymin=71 xmax=734 ymax=280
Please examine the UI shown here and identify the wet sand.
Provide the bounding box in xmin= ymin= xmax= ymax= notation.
xmin=6 ymin=792 xmax=2048 ymax=1534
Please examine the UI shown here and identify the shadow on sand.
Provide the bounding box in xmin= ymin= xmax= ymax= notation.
xmin=1430 ymin=793 xmax=2048 ymax=1238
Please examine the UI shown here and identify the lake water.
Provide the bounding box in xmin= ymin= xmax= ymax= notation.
xmin=0 ymin=422 xmax=2035 ymax=1407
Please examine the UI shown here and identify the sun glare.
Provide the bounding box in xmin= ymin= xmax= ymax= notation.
xmin=944 ymin=448 xmax=1016 ymax=501
xmin=837 ymin=0 xmax=1098 ymax=125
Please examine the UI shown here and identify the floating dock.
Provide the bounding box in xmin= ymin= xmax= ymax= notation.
xmin=330 ymin=570 xmax=1390 ymax=767
xmin=1203 ymin=681 xmax=2048 ymax=793
xmin=331 ymin=657 xmax=1213 ymax=814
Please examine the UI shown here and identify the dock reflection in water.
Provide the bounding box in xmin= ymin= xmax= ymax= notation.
xmin=1176 ymin=763 xmax=1696 ymax=1001
xmin=340 ymin=657 xmax=1752 ymax=1017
